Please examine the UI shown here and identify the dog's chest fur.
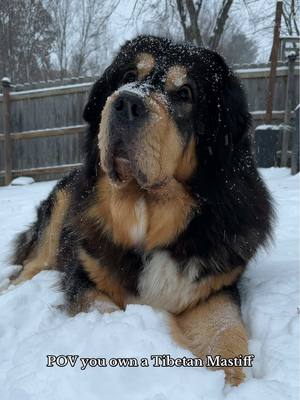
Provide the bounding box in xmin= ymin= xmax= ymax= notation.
xmin=93 ymin=176 xmax=195 ymax=252
xmin=83 ymin=178 xmax=242 ymax=314
xmin=119 ymin=197 xmax=202 ymax=313
xmin=137 ymin=250 xmax=202 ymax=313
xmin=128 ymin=197 xmax=148 ymax=245
xmin=99 ymin=189 xmax=201 ymax=312
xmin=135 ymin=249 xmax=242 ymax=314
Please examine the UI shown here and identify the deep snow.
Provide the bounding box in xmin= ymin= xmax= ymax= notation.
xmin=0 ymin=168 xmax=299 ymax=400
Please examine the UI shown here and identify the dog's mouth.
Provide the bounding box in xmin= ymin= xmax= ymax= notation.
xmin=102 ymin=128 xmax=178 ymax=191
xmin=106 ymin=142 xmax=134 ymax=186
xmin=113 ymin=156 xmax=133 ymax=184
xmin=107 ymin=144 xmax=168 ymax=191
xmin=104 ymin=131 xmax=150 ymax=189
xmin=110 ymin=157 xmax=170 ymax=191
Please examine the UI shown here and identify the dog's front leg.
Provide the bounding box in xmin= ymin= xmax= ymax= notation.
xmin=64 ymin=287 xmax=121 ymax=316
xmin=169 ymin=289 xmax=248 ymax=386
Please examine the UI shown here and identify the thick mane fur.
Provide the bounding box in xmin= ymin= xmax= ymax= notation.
xmin=81 ymin=35 xmax=274 ymax=279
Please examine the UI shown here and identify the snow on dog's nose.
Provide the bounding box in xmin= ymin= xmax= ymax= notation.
xmin=113 ymin=91 xmax=147 ymax=124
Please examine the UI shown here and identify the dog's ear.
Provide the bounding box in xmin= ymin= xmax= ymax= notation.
xmin=83 ymin=65 xmax=114 ymax=126
xmin=82 ymin=65 xmax=116 ymax=178
xmin=221 ymin=73 xmax=251 ymax=146
xmin=204 ymin=54 xmax=251 ymax=164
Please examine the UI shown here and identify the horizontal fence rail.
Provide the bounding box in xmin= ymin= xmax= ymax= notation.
xmin=0 ymin=62 xmax=299 ymax=185
xmin=0 ymin=124 xmax=85 ymax=141
xmin=0 ymin=125 xmax=85 ymax=181
xmin=6 ymin=163 xmax=83 ymax=177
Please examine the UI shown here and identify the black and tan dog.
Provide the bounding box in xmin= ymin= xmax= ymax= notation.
xmin=11 ymin=36 xmax=274 ymax=385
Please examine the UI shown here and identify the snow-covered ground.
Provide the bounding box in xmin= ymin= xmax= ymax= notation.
xmin=0 ymin=168 xmax=299 ymax=400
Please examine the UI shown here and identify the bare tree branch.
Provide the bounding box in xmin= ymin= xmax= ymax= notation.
xmin=176 ymin=0 xmax=189 ymax=41
xmin=209 ymin=0 xmax=234 ymax=50
xmin=185 ymin=0 xmax=203 ymax=46
xmin=195 ymin=0 xmax=203 ymax=18
xmin=176 ymin=0 xmax=203 ymax=46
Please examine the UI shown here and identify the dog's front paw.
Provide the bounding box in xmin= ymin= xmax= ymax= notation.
xmin=93 ymin=299 xmax=120 ymax=314
xmin=210 ymin=324 xmax=248 ymax=386
xmin=224 ymin=366 xmax=246 ymax=386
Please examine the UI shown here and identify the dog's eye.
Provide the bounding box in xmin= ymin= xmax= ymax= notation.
xmin=122 ymin=70 xmax=137 ymax=84
xmin=177 ymin=85 xmax=193 ymax=101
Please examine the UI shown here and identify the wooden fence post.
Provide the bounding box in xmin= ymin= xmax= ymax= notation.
xmin=280 ymin=52 xmax=297 ymax=167
xmin=291 ymin=105 xmax=300 ymax=175
xmin=2 ymin=77 xmax=12 ymax=185
xmin=265 ymin=0 xmax=283 ymax=124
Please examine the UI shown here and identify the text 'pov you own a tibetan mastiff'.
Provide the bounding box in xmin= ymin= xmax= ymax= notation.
xmin=12 ymin=35 xmax=274 ymax=386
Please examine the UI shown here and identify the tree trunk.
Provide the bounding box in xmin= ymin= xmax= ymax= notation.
xmin=176 ymin=0 xmax=203 ymax=46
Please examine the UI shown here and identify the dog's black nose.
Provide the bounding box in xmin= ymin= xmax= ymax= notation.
xmin=113 ymin=92 xmax=147 ymax=122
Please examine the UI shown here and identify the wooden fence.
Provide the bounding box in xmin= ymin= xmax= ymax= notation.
xmin=0 ymin=61 xmax=299 ymax=185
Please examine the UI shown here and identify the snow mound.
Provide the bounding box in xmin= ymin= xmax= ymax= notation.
xmin=10 ymin=177 xmax=35 ymax=186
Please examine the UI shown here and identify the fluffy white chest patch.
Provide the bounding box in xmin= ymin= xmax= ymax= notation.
xmin=138 ymin=251 xmax=201 ymax=314
xmin=130 ymin=197 xmax=148 ymax=245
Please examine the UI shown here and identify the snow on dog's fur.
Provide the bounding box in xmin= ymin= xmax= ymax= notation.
xmin=11 ymin=35 xmax=274 ymax=386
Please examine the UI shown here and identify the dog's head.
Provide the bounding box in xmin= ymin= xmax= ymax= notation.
xmin=83 ymin=35 xmax=251 ymax=189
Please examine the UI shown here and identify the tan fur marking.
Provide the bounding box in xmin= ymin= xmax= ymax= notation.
xmin=136 ymin=53 xmax=155 ymax=80
xmin=175 ymin=136 xmax=198 ymax=182
xmin=145 ymin=179 xmax=195 ymax=250
xmin=87 ymin=178 xmax=144 ymax=247
xmin=13 ymin=190 xmax=70 ymax=284
xmin=165 ymin=65 xmax=188 ymax=92
xmin=194 ymin=267 xmax=243 ymax=304
xmin=99 ymin=92 xmax=119 ymax=173
xmin=87 ymin=176 xmax=196 ymax=250
xmin=79 ymin=249 xmax=125 ymax=309
xmin=170 ymin=291 xmax=248 ymax=386
xmin=138 ymin=93 xmax=183 ymax=187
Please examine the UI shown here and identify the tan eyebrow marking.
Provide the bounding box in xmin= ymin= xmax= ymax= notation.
xmin=165 ymin=66 xmax=188 ymax=91
xmin=136 ymin=53 xmax=155 ymax=80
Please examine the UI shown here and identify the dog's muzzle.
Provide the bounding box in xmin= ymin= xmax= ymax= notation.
xmin=106 ymin=91 xmax=149 ymax=185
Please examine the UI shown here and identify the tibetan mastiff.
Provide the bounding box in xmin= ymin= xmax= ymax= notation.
xmin=11 ymin=35 xmax=274 ymax=385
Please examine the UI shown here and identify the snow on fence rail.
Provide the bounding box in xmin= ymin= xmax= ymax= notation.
xmin=0 ymin=62 xmax=299 ymax=185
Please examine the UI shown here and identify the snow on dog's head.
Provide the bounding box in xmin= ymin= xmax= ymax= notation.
xmin=83 ymin=35 xmax=250 ymax=190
